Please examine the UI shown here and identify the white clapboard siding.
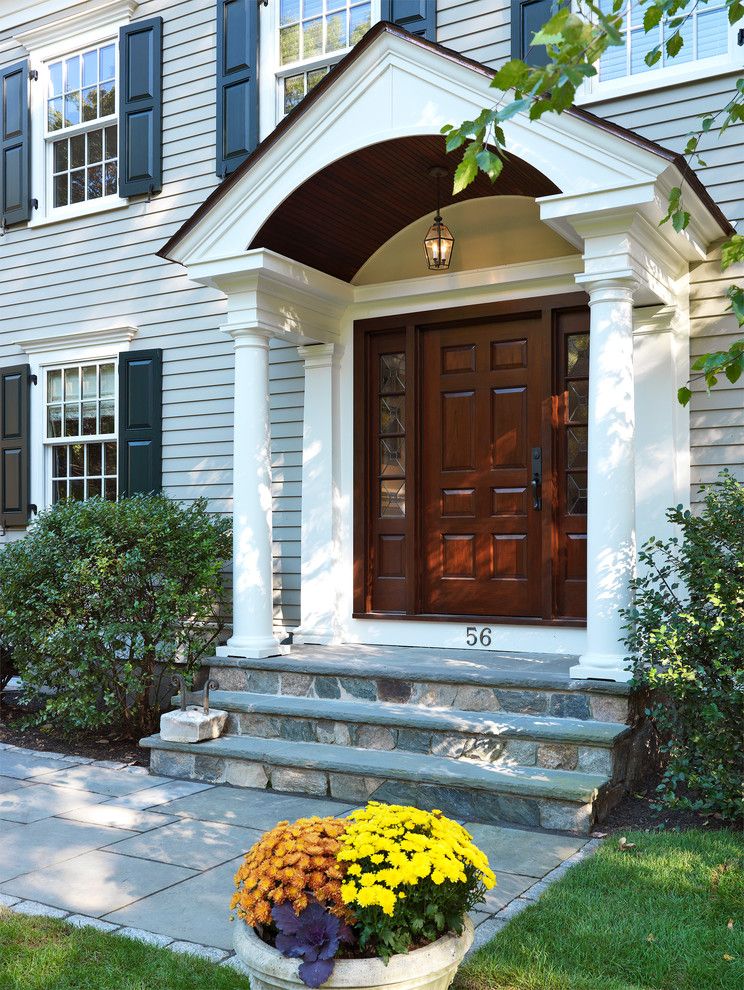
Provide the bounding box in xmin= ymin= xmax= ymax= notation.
xmin=0 ymin=0 xmax=304 ymax=629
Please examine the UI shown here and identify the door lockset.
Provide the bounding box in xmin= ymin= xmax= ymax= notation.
xmin=531 ymin=447 xmax=542 ymax=511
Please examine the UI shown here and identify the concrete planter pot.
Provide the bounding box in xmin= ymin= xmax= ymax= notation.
xmin=233 ymin=917 xmax=474 ymax=990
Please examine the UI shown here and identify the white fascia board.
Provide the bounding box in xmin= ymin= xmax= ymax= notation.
xmin=12 ymin=0 xmax=137 ymax=53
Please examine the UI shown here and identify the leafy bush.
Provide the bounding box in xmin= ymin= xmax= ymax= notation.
xmin=0 ymin=641 xmax=16 ymax=693
xmin=624 ymin=471 xmax=744 ymax=822
xmin=0 ymin=495 xmax=231 ymax=739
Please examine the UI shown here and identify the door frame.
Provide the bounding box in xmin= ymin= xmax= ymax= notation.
xmin=352 ymin=294 xmax=588 ymax=626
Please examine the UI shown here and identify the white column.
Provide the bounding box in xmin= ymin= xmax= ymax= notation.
xmin=296 ymin=343 xmax=341 ymax=644
xmin=217 ymin=327 xmax=283 ymax=659
xmin=571 ymin=277 xmax=637 ymax=682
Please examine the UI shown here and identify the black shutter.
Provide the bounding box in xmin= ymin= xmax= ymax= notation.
xmin=118 ymin=350 xmax=162 ymax=497
xmin=0 ymin=60 xmax=31 ymax=227
xmin=216 ymin=0 xmax=259 ymax=177
xmin=512 ymin=0 xmax=554 ymax=65
xmin=0 ymin=364 xmax=30 ymax=529
xmin=118 ymin=17 xmax=163 ymax=197
xmin=380 ymin=1 xmax=436 ymax=40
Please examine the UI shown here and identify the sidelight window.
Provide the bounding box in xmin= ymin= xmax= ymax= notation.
xmin=564 ymin=333 xmax=589 ymax=515
xmin=378 ymin=351 xmax=406 ymax=517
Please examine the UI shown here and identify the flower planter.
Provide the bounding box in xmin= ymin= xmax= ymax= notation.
xmin=233 ymin=917 xmax=475 ymax=990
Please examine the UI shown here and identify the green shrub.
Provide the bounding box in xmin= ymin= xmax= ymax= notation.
xmin=0 ymin=495 xmax=231 ymax=739
xmin=624 ymin=471 xmax=744 ymax=822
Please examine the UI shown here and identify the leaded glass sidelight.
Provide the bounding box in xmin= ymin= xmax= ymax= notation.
xmin=378 ymin=351 xmax=406 ymax=517
xmin=564 ymin=333 xmax=589 ymax=515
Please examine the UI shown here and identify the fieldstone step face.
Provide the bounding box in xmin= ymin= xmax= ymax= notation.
xmin=142 ymin=733 xmax=611 ymax=833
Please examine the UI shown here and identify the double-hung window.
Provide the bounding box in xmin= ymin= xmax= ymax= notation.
xmin=45 ymin=362 xmax=118 ymax=504
xmin=45 ymin=40 xmax=118 ymax=210
xmin=277 ymin=0 xmax=373 ymax=117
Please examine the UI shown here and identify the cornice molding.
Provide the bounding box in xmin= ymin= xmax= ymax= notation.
xmin=16 ymin=325 xmax=137 ymax=355
xmin=14 ymin=0 xmax=137 ymax=53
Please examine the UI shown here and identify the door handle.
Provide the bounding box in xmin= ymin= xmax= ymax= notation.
xmin=531 ymin=447 xmax=542 ymax=511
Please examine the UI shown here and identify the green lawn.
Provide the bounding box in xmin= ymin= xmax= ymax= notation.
xmin=457 ymin=829 xmax=744 ymax=990
xmin=0 ymin=910 xmax=246 ymax=990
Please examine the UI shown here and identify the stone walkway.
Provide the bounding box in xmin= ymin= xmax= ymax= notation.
xmin=0 ymin=742 xmax=601 ymax=971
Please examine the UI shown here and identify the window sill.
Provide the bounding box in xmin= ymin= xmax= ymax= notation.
xmin=28 ymin=194 xmax=129 ymax=229
xmin=575 ymin=54 xmax=744 ymax=105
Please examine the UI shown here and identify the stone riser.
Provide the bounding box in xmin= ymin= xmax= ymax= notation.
xmin=149 ymin=748 xmax=605 ymax=834
xmin=209 ymin=666 xmax=631 ymax=723
xmin=226 ymin=711 xmax=615 ymax=777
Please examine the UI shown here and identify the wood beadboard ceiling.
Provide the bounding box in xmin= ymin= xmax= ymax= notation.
xmin=248 ymin=135 xmax=561 ymax=283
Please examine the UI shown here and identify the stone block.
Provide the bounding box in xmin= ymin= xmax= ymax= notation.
xmin=539 ymin=800 xmax=592 ymax=833
xmin=431 ymin=734 xmax=467 ymax=758
xmin=223 ymin=759 xmax=269 ymax=789
xmin=328 ymin=772 xmax=380 ymax=802
xmin=314 ymin=676 xmax=341 ymax=699
xmin=590 ymin=695 xmax=629 ymax=723
xmin=116 ymin=926 xmax=173 ymax=948
xmin=66 ymin=914 xmax=120 ymax=932
xmin=169 ymin=940 xmax=229 ymax=963
xmin=281 ymin=672 xmax=313 ymax=696
xmin=339 ymin=677 xmax=377 ymax=701
xmin=548 ymin=693 xmax=591 ymax=720
xmin=13 ymin=900 xmax=69 ymax=919
xmin=502 ymin=740 xmax=538 ymax=765
xmin=279 ymin=717 xmax=316 ymax=742
xmin=211 ymin=668 xmax=249 ymax=691
xmin=396 ymin=728 xmax=432 ymax=753
xmin=354 ymin=725 xmax=396 ymax=751
xmin=453 ymin=686 xmax=498 ymax=712
xmin=151 ymin=750 xmax=196 ymax=779
xmin=372 ymin=780 xmax=541 ymax=829
xmin=465 ymin=737 xmax=505 ymax=763
xmin=376 ymin=678 xmax=412 ymax=703
xmin=410 ymin=683 xmax=458 ymax=706
xmin=248 ymin=671 xmax=281 ymax=694
xmin=237 ymin=713 xmax=281 ymax=738
xmin=160 ymin=707 xmax=228 ymax=744
xmin=537 ymin=744 xmax=578 ymax=771
xmin=271 ymin=767 xmax=328 ymax=796
xmin=193 ymin=755 xmax=226 ymax=784
xmin=576 ymin=746 xmax=612 ymax=776
xmin=494 ymin=690 xmax=547 ymax=714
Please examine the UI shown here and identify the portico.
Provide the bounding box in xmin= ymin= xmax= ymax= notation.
xmin=159 ymin=22 xmax=727 ymax=682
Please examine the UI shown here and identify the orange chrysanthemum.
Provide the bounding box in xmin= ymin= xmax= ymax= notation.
xmin=231 ymin=816 xmax=352 ymax=927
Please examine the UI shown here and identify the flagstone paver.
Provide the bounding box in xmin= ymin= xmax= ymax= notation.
xmin=0 ymin=742 xmax=602 ymax=970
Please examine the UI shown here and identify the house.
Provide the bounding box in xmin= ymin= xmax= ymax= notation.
xmin=0 ymin=0 xmax=741 ymax=831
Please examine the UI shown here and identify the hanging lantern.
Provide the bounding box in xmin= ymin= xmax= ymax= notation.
xmin=423 ymin=166 xmax=455 ymax=271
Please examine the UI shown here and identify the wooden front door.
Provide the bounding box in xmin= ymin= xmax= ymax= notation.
xmin=420 ymin=318 xmax=547 ymax=617
xmin=354 ymin=298 xmax=589 ymax=625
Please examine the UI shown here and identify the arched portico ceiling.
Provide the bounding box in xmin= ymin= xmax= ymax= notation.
xmin=247 ymin=136 xmax=559 ymax=283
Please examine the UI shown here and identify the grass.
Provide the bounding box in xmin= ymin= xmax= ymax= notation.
xmin=457 ymin=829 xmax=744 ymax=990
xmin=0 ymin=910 xmax=245 ymax=990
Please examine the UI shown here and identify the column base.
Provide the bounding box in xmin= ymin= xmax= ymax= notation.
xmin=570 ymin=653 xmax=633 ymax=683
xmin=216 ymin=636 xmax=289 ymax=660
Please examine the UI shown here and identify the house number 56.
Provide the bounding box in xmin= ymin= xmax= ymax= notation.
xmin=466 ymin=626 xmax=492 ymax=647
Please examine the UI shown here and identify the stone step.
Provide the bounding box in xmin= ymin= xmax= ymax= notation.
xmin=208 ymin=654 xmax=632 ymax=723
xmin=141 ymin=733 xmax=614 ymax=834
xmin=182 ymin=691 xmax=629 ymax=777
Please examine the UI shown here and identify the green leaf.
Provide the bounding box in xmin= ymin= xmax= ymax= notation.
xmin=492 ymin=59 xmax=530 ymax=90
xmin=643 ymin=5 xmax=663 ymax=31
xmin=677 ymin=386 xmax=692 ymax=406
xmin=453 ymin=150 xmax=479 ymax=195
xmin=724 ymin=354 xmax=743 ymax=383
xmin=672 ymin=209 xmax=691 ymax=233
xmin=728 ymin=0 xmax=744 ymax=24
xmin=496 ymin=97 xmax=532 ymax=122
xmin=726 ymin=285 xmax=744 ymax=326
xmin=666 ymin=31 xmax=684 ymax=58
xmin=645 ymin=45 xmax=662 ymax=67
xmin=721 ymin=234 xmax=744 ymax=272
xmin=684 ymin=136 xmax=698 ymax=154
xmin=475 ymin=148 xmax=504 ymax=182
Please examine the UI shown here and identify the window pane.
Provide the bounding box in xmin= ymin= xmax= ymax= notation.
xmin=105 ymin=161 xmax=118 ymax=196
xmin=280 ymin=0 xmax=300 ymax=24
xmin=99 ymin=80 xmax=115 ymax=116
xmin=64 ymin=367 xmax=80 ymax=400
xmin=567 ymin=473 xmax=587 ymax=515
xmin=53 ymin=139 xmax=68 ymax=173
xmin=380 ymin=437 xmax=405 ymax=476
xmin=380 ymin=395 xmax=405 ymax=434
xmin=48 ymin=97 xmax=63 ymax=131
xmin=53 ymin=445 xmax=67 ymax=477
xmin=82 ymin=85 xmax=98 ymax=121
xmin=81 ymin=366 xmax=96 ymax=398
xmin=302 ymin=18 xmax=323 ymax=58
xmin=82 ymin=49 xmax=98 ymax=87
xmin=380 ymin=353 xmax=405 ymax=393
xmin=326 ymin=11 xmax=347 ymax=52
xmin=105 ymin=125 xmax=117 ymax=160
xmin=54 ymin=174 xmax=68 ymax=207
xmin=567 ymin=380 xmax=588 ymax=423
xmin=70 ymin=443 xmax=85 ymax=476
xmin=283 ymin=74 xmax=305 ymax=113
xmin=47 ymin=405 xmax=63 ymax=438
xmin=567 ymin=427 xmax=588 ymax=470
xmin=70 ymin=168 xmax=86 ymax=204
xmin=104 ymin=478 xmax=117 ymax=501
xmin=280 ymin=23 xmax=300 ymax=63
xmin=65 ymin=55 xmax=80 ymax=92
xmin=566 ymin=334 xmax=589 ymax=377
xmin=64 ymin=404 xmax=80 ymax=437
xmin=630 ymin=28 xmax=656 ymax=74
xmin=86 ymin=477 xmax=102 ymax=499
xmin=87 ymin=442 xmax=102 ymax=476
xmin=87 ymin=164 xmax=103 ymax=199
xmin=100 ymin=43 xmax=115 ymax=81
xmin=52 ymin=480 xmax=66 ymax=503
xmin=100 ymin=364 xmax=115 ymax=397
xmin=69 ymin=479 xmax=85 ymax=501
xmin=104 ymin=441 xmax=117 ymax=474
xmin=303 ymin=0 xmax=322 ymax=16
xmin=87 ymin=129 xmax=103 ymax=164
xmin=697 ymin=7 xmax=728 ymax=58
xmin=350 ymin=3 xmax=371 ymax=45
xmin=663 ymin=17 xmax=693 ymax=65
xmin=82 ymin=401 xmax=98 ymax=435
xmin=70 ymin=134 xmax=85 ymax=168
xmin=307 ymin=67 xmax=328 ymax=92
xmin=599 ymin=40 xmax=627 ymax=80
xmin=99 ymin=399 xmax=115 ymax=434
xmin=64 ymin=91 xmax=80 ymax=127
xmin=47 ymin=369 xmax=62 ymax=403
xmin=49 ymin=61 xmax=63 ymax=97
xmin=380 ymin=479 xmax=405 ymax=517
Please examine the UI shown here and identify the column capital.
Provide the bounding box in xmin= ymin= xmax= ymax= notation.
xmin=297 ymin=342 xmax=342 ymax=368
xmin=224 ymin=324 xmax=274 ymax=347
xmin=575 ymin=270 xmax=639 ymax=304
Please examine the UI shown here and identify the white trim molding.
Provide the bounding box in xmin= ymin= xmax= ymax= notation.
xmin=13 ymin=0 xmax=137 ymax=54
xmin=16 ymin=325 xmax=137 ymax=356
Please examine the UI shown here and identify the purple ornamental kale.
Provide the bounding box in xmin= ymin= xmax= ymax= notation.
xmin=272 ymin=899 xmax=353 ymax=988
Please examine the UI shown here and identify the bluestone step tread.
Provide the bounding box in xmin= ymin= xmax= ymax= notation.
xmin=140 ymin=733 xmax=607 ymax=803
xmin=186 ymin=691 xmax=629 ymax=746
xmin=208 ymin=647 xmax=630 ymax=695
